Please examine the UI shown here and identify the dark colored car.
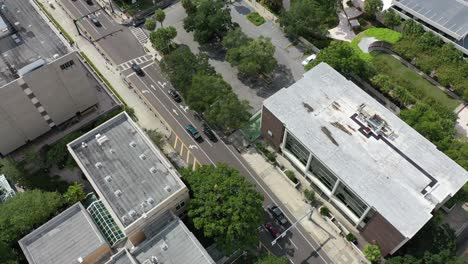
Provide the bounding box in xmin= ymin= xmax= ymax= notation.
xmin=85 ymin=0 xmax=93 ymax=5
xmin=267 ymin=204 xmax=288 ymax=225
xmin=202 ymin=123 xmax=217 ymax=142
xmin=168 ymin=89 xmax=182 ymax=103
xmin=132 ymin=18 xmax=146 ymax=27
xmin=131 ymin=63 xmax=144 ymax=76
xmin=186 ymin=124 xmax=201 ymax=141
xmin=264 ymin=222 xmax=280 ymax=238
xmin=90 ymin=16 xmax=101 ymax=27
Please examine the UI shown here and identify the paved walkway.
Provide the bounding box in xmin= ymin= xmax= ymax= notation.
xmin=241 ymin=149 xmax=369 ymax=264
xmin=328 ymin=0 xmax=355 ymax=42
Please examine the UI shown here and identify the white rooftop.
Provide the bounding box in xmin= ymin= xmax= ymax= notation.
xmin=68 ymin=112 xmax=184 ymax=228
xmin=264 ymin=63 xmax=468 ymax=238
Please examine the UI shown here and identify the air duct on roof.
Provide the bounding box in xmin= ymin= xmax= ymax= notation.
xmin=164 ymin=186 xmax=171 ymax=193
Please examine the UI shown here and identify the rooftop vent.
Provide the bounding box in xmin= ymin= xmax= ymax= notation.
xmin=81 ymin=142 xmax=87 ymax=149
xmin=109 ymin=148 xmax=116 ymax=154
xmin=105 ymin=175 xmax=112 ymax=182
xmin=128 ymin=128 xmax=137 ymax=135
xmin=129 ymin=141 xmax=137 ymax=148
xmin=122 ymin=216 xmax=128 ymax=223
xmin=96 ymin=134 xmax=109 ymax=146
xmin=142 ymin=213 xmax=148 ymax=218
xmin=160 ymin=242 xmax=168 ymax=251
xmin=303 ymin=102 xmax=314 ymax=113
xmin=150 ymin=167 xmax=157 ymax=174
xmin=150 ymin=256 xmax=159 ymax=264
xmin=164 ymin=185 xmax=172 ymax=193
xmin=114 ymin=190 xmax=122 ymax=197
xmin=139 ymin=154 xmax=147 ymax=160
xmin=129 ymin=210 xmax=137 ymax=218
xmin=141 ymin=202 xmax=148 ymax=209
xmin=77 ymin=257 xmax=84 ymax=263
xmin=95 ymin=162 xmax=103 ymax=169
xmin=147 ymin=197 xmax=155 ymax=205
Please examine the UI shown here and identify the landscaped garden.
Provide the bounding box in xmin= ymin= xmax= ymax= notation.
xmin=350 ymin=28 xmax=401 ymax=61
xmin=246 ymin=12 xmax=265 ymax=26
xmin=114 ymin=0 xmax=155 ymax=16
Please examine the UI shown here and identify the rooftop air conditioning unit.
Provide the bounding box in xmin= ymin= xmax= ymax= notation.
xmin=129 ymin=210 xmax=137 ymax=218
xmin=164 ymin=186 xmax=171 ymax=193
xmin=122 ymin=216 xmax=128 ymax=223
xmin=147 ymin=197 xmax=155 ymax=205
xmin=150 ymin=256 xmax=159 ymax=264
xmin=81 ymin=142 xmax=87 ymax=149
xmin=149 ymin=167 xmax=157 ymax=174
xmin=97 ymin=134 xmax=109 ymax=146
xmin=114 ymin=190 xmax=122 ymax=197
xmin=77 ymin=257 xmax=84 ymax=263
xmin=95 ymin=162 xmax=103 ymax=169
xmin=139 ymin=154 xmax=147 ymax=160
xmin=105 ymin=176 xmax=112 ymax=182
xmin=129 ymin=141 xmax=137 ymax=148
xmin=160 ymin=242 xmax=168 ymax=251
xmin=109 ymin=148 xmax=116 ymax=154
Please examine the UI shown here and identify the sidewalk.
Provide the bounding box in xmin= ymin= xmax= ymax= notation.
xmin=241 ymin=148 xmax=369 ymax=264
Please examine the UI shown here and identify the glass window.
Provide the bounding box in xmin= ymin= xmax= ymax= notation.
xmin=334 ymin=183 xmax=368 ymax=218
xmin=309 ymin=157 xmax=337 ymax=191
xmin=284 ymin=133 xmax=310 ymax=165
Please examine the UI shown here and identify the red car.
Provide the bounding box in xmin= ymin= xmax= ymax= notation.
xmin=265 ymin=223 xmax=280 ymax=238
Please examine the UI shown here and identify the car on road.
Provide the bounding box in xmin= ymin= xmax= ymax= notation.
xmin=168 ymin=89 xmax=182 ymax=103
xmin=202 ymin=123 xmax=217 ymax=142
xmin=301 ymin=54 xmax=317 ymax=66
xmin=267 ymin=204 xmax=288 ymax=225
xmin=186 ymin=124 xmax=202 ymax=141
xmin=264 ymin=222 xmax=280 ymax=238
xmin=89 ymin=16 xmax=101 ymax=27
xmin=85 ymin=0 xmax=93 ymax=5
xmin=131 ymin=63 xmax=144 ymax=76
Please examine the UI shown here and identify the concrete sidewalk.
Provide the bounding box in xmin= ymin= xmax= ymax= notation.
xmin=241 ymin=148 xmax=369 ymax=264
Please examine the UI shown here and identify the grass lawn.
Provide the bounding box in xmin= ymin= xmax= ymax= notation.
xmin=247 ymin=12 xmax=265 ymax=26
xmin=372 ymin=53 xmax=460 ymax=110
xmin=350 ymin=28 xmax=402 ymax=61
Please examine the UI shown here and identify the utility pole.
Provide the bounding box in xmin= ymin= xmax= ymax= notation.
xmin=271 ymin=207 xmax=314 ymax=246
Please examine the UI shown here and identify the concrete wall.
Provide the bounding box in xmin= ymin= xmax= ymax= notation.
xmin=260 ymin=106 xmax=285 ymax=151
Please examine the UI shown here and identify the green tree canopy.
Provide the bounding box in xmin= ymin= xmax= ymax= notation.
xmin=401 ymin=20 xmax=424 ymax=37
xmin=0 ymin=158 xmax=27 ymax=187
xmin=144 ymin=18 xmax=156 ymax=31
xmin=382 ymin=9 xmax=401 ymax=28
xmin=364 ymin=0 xmax=383 ymax=17
xmin=183 ymin=0 xmax=233 ymax=43
xmin=363 ymin=244 xmax=381 ymax=263
xmin=187 ymin=74 xmax=231 ymax=113
xmin=182 ymin=0 xmax=196 ymax=14
xmin=226 ymin=36 xmax=277 ymax=76
xmin=150 ymin=26 xmax=177 ymax=54
xmin=154 ymin=8 xmax=166 ymax=26
xmin=387 ymin=249 xmax=465 ymax=264
xmin=222 ymin=28 xmax=252 ymax=50
xmin=161 ymin=46 xmax=216 ymax=94
xmin=182 ymin=163 xmax=263 ymax=253
xmin=262 ymin=0 xmax=283 ymax=13
xmin=204 ymin=92 xmax=252 ymax=132
xmin=279 ymin=0 xmax=338 ymax=40
xmin=306 ymin=41 xmax=371 ymax=77
xmin=63 ymin=182 xmax=86 ymax=205
xmin=255 ymin=255 xmax=289 ymax=264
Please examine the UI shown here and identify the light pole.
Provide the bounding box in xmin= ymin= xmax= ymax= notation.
xmin=271 ymin=207 xmax=314 ymax=246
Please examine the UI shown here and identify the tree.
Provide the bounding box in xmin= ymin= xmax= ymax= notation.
xmin=363 ymin=244 xmax=381 ymax=263
xmin=383 ymin=9 xmax=401 ymax=28
xmin=222 ymin=28 xmax=251 ymax=50
xmin=144 ymin=18 xmax=156 ymax=31
xmin=0 ymin=158 xmax=27 ymax=187
xmin=183 ymin=0 xmax=233 ymax=43
xmin=154 ymin=8 xmax=166 ymax=26
xmin=187 ymin=74 xmax=231 ymax=113
xmin=401 ymin=20 xmax=424 ymax=37
xmin=279 ymin=0 xmax=338 ymax=40
xmin=387 ymin=250 xmax=465 ymax=264
xmin=149 ymin=26 xmax=177 ymax=54
xmin=182 ymin=163 xmax=264 ymax=253
xmin=181 ymin=0 xmax=196 ymax=15
xmin=161 ymin=46 xmax=215 ymax=94
xmin=204 ymin=92 xmax=252 ymax=132
xmin=145 ymin=129 xmax=166 ymax=149
xmin=63 ymin=182 xmax=86 ymax=205
xmin=364 ymin=0 xmax=383 ymax=17
xmin=45 ymin=131 xmax=83 ymax=168
xmin=256 ymin=255 xmax=289 ymax=264
xmin=226 ymin=36 xmax=277 ymax=76
xmin=262 ymin=0 xmax=283 ymax=13
xmin=307 ymin=41 xmax=371 ymax=77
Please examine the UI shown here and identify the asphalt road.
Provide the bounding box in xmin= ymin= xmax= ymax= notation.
xmin=61 ymin=1 xmax=333 ymax=263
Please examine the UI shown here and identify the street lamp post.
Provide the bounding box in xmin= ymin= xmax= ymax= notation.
xmin=271 ymin=207 xmax=314 ymax=246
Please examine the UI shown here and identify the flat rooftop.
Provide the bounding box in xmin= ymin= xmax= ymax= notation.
xmin=264 ymin=62 xmax=468 ymax=238
xmin=394 ymin=0 xmax=468 ymax=40
xmin=68 ymin=112 xmax=184 ymax=228
xmin=105 ymin=214 xmax=215 ymax=264
xmin=0 ymin=0 xmax=69 ymax=86
xmin=19 ymin=203 xmax=108 ymax=264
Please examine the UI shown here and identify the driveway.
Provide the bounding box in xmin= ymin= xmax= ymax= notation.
xmin=164 ymin=1 xmax=306 ymax=112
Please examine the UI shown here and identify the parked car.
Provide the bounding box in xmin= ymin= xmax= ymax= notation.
xmin=131 ymin=63 xmax=144 ymax=76
xmin=202 ymin=123 xmax=217 ymax=142
xmin=186 ymin=124 xmax=202 ymax=141
xmin=301 ymin=54 xmax=317 ymax=66
xmin=89 ymin=16 xmax=101 ymax=27
xmin=85 ymin=0 xmax=93 ymax=5
xmin=264 ymin=222 xmax=280 ymax=238
xmin=267 ymin=204 xmax=288 ymax=225
xmin=168 ymin=89 xmax=182 ymax=103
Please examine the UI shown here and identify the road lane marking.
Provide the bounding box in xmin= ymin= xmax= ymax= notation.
xmin=288 ymin=238 xmax=298 ymax=249
xmin=172 ymin=109 xmax=179 ymax=116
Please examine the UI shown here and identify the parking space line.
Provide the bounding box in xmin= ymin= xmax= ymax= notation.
xmin=179 ymin=145 xmax=184 ymax=157
xmin=173 ymin=136 xmax=178 ymax=149
xmin=186 ymin=151 xmax=191 ymax=164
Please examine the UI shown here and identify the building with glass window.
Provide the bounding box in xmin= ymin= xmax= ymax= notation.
xmin=261 ymin=62 xmax=468 ymax=255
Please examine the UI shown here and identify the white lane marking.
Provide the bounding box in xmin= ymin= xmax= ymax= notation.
xmin=172 ymin=109 xmax=179 ymax=116
xmin=179 ymin=105 xmax=189 ymax=113
xmin=288 ymin=238 xmax=298 ymax=249
xmin=189 ymin=145 xmax=198 ymax=150
xmin=142 ymin=90 xmax=150 ymax=94
xmin=134 ymin=76 xmax=216 ymax=165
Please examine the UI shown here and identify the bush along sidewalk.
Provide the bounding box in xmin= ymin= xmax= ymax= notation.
xmin=255 ymin=142 xmax=277 ymax=163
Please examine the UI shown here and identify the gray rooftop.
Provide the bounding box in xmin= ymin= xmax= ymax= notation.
xmin=19 ymin=203 xmax=108 ymax=264
xmin=264 ymin=63 xmax=468 ymax=238
xmin=68 ymin=112 xmax=184 ymax=227
xmin=393 ymin=0 xmax=468 ymax=40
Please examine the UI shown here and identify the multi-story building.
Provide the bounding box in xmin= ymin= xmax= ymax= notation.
xmin=391 ymin=0 xmax=468 ymax=55
xmin=261 ymin=62 xmax=468 ymax=255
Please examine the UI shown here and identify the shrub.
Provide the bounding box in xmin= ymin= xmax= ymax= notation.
xmin=320 ymin=206 xmax=330 ymax=217
xmin=364 ymin=244 xmax=381 ymax=263
xmin=303 ymin=189 xmax=315 ymax=203
xmin=247 ymin=12 xmax=265 ymax=26
xmin=346 ymin=233 xmax=357 ymax=243
xmin=266 ymin=151 xmax=277 ymax=163
xmin=285 ymin=170 xmax=298 ymax=183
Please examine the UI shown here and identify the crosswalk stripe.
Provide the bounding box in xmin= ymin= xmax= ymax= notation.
xmin=130 ymin=27 xmax=148 ymax=45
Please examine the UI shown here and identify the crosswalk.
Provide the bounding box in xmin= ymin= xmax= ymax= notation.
xmin=130 ymin=27 xmax=148 ymax=45
xmin=117 ymin=55 xmax=153 ymax=71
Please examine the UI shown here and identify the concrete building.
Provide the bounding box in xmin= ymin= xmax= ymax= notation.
xmin=68 ymin=112 xmax=189 ymax=245
xmin=391 ymin=0 xmax=468 ymax=55
xmin=0 ymin=52 xmax=100 ymax=156
xmin=18 ymin=203 xmax=112 ymax=264
xmin=260 ymin=63 xmax=468 ymax=255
